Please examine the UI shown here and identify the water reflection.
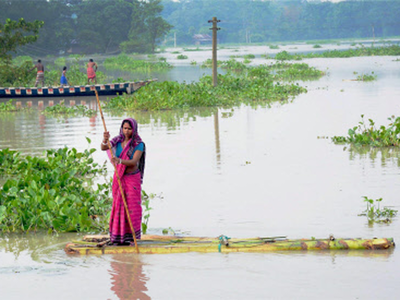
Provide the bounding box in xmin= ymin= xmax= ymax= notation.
xmin=106 ymin=106 xmax=219 ymax=130
xmin=0 ymin=232 xmax=81 ymax=261
xmin=109 ymin=254 xmax=150 ymax=300
xmin=347 ymin=145 xmax=400 ymax=167
xmin=214 ymin=110 xmax=221 ymax=167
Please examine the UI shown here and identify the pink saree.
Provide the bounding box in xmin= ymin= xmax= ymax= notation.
xmin=108 ymin=140 xmax=142 ymax=244
xmin=87 ymin=67 xmax=96 ymax=79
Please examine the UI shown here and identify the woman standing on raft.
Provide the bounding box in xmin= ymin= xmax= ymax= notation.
xmin=101 ymin=118 xmax=146 ymax=245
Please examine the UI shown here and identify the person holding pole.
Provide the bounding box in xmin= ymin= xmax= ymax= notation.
xmin=101 ymin=118 xmax=146 ymax=245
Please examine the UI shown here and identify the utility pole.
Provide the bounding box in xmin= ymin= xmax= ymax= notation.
xmin=174 ymin=32 xmax=177 ymax=48
xmin=208 ymin=17 xmax=220 ymax=87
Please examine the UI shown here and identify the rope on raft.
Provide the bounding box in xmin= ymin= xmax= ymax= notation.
xmin=218 ymin=235 xmax=231 ymax=252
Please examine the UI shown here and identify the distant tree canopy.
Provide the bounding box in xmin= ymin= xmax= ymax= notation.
xmin=0 ymin=18 xmax=43 ymax=61
xmin=0 ymin=0 xmax=172 ymax=55
xmin=161 ymin=0 xmax=400 ymax=45
xmin=1 ymin=0 xmax=400 ymax=57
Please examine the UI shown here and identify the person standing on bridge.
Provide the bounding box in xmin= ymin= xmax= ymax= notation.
xmin=60 ymin=66 xmax=69 ymax=86
xmin=87 ymin=58 xmax=98 ymax=85
xmin=30 ymin=59 xmax=45 ymax=87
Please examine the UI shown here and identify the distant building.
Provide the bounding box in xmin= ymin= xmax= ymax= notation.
xmin=193 ymin=34 xmax=212 ymax=45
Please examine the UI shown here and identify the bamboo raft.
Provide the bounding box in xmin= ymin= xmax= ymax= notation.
xmin=65 ymin=235 xmax=395 ymax=255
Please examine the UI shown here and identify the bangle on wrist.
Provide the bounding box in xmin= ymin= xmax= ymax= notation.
xmin=119 ymin=159 xmax=122 ymax=164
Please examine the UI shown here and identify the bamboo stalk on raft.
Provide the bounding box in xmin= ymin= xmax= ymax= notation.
xmin=94 ymin=90 xmax=140 ymax=253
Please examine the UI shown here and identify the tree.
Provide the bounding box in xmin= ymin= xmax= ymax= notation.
xmin=0 ymin=18 xmax=44 ymax=61
xmin=125 ymin=0 xmax=172 ymax=53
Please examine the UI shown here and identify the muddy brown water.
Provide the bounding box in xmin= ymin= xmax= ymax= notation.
xmin=1 ymin=44 xmax=400 ymax=299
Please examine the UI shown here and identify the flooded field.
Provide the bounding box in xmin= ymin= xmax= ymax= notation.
xmin=1 ymin=44 xmax=400 ymax=299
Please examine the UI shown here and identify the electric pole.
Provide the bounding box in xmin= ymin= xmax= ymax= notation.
xmin=208 ymin=17 xmax=220 ymax=87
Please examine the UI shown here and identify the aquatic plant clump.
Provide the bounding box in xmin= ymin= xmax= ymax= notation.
xmin=359 ymin=196 xmax=398 ymax=224
xmin=0 ymin=141 xmax=111 ymax=232
xmin=104 ymin=63 xmax=309 ymax=111
xmin=356 ymin=72 xmax=377 ymax=81
xmin=332 ymin=115 xmax=400 ymax=147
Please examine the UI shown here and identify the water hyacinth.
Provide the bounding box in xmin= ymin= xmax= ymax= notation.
xmin=104 ymin=61 xmax=322 ymax=111
xmin=332 ymin=115 xmax=400 ymax=147
xmin=0 ymin=140 xmax=111 ymax=232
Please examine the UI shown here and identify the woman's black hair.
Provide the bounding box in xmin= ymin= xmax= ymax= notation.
xmin=63 ymin=66 xmax=67 ymax=70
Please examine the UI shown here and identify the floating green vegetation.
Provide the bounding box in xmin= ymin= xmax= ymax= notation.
xmin=0 ymin=142 xmax=110 ymax=232
xmin=177 ymin=54 xmax=188 ymax=59
xmin=332 ymin=115 xmax=400 ymax=147
xmin=43 ymin=101 xmax=96 ymax=117
xmin=0 ymin=144 xmax=156 ymax=233
xmin=269 ymin=45 xmax=280 ymax=49
xmin=190 ymin=60 xmax=197 ymax=65
xmin=313 ymin=44 xmax=322 ymax=48
xmin=171 ymin=51 xmax=180 ymax=54
xmin=359 ymin=196 xmax=398 ymax=224
xmin=275 ymin=51 xmax=302 ymax=61
xmin=104 ymin=62 xmax=312 ymax=111
xmin=0 ymin=100 xmax=22 ymax=112
xmin=243 ymin=58 xmax=252 ymax=64
xmin=356 ymin=72 xmax=377 ymax=81
xmin=266 ymin=62 xmax=326 ymax=81
xmin=104 ymin=54 xmax=172 ymax=72
xmin=243 ymin=54 xmax=255 ymax=59
xmin=273 ymin=45 xmax=400 ymax=60
xmin=183 ymin=47 xmax=205 ymax=52
xmin=201 ymin=58 xmax=248 ymax=71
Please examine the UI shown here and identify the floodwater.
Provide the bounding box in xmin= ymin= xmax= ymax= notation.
xmin=1 ymin=44 xmax=400 ymax=299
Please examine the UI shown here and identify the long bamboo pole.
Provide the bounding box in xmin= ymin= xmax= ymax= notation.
xmin=95 ymin=90 xmax=139 ymax=253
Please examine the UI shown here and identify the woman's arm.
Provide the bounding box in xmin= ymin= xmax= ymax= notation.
xmin=111 ymin=149 xmax=143 ymax=167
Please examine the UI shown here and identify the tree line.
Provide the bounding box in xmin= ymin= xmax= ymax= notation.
xmin=1 ymin=0 xmax=400 ymax=59
xmin=0 ymin=0 xmax=171 ymax=56
xmin=161 ymin=0 xmax=400 ymax=45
